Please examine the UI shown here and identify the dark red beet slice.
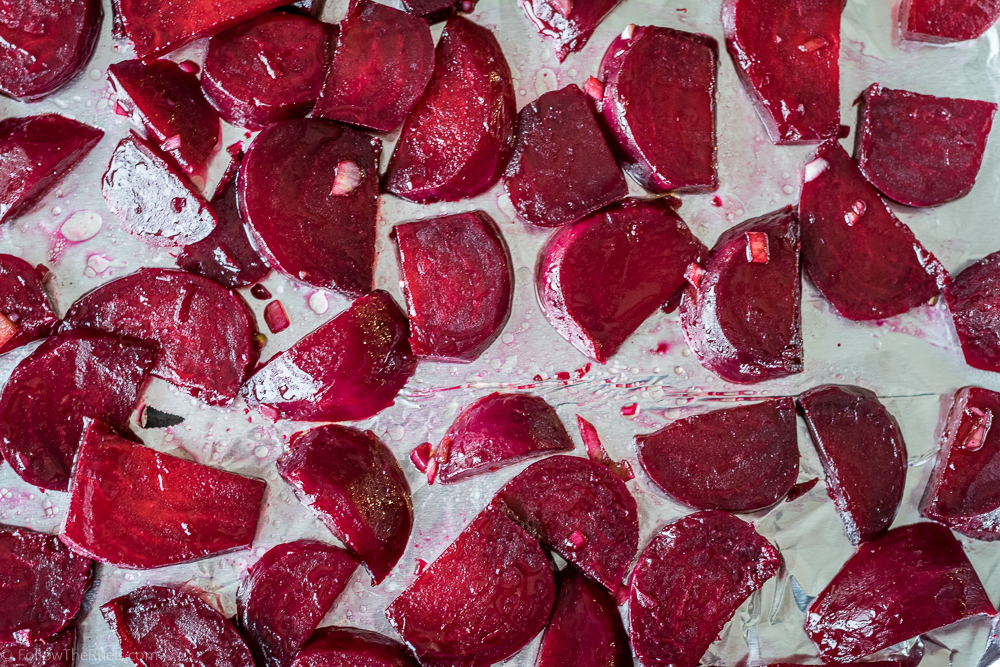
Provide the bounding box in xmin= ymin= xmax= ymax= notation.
xmin=0 ymin=115 xmax=104 ymax=224
xmin=385 ymin=507 xmax=555 ymax=666
xmin=394 ymin=211 xmax=513 ymax=362
xmin=679 ymin=206 xmax=802 ymax=383
xmin=399 ymin=0 xmax=463 ymax=23
xmin=537 ymin=198 xmax=705 ymax=363
xmin=902 ymin=0 xmax=1000 ymax=42
xmin=102 ymin=131 xmax=217 ymax=247
xmin=0 ymin=331 xmax=155 ymax=491
xmin=62 ymin=421 xmax=266 ymax=568
xmin=0 ymin=628 xmax=77 ymax=667
xmin=504 ymin=85 xmax=627 ymax=228
xmin=61 ymin=267 xmax=259 ymax=406
xmin=805 ymin=523 xmax=994 ymax=661
xmin=636 ymin=399 xmax=799 ymax=512
xmin=237 ymin=540 xmax=361 ymax=667
xmin=518 ymin=0 xmax=623 ymax=62
xmin=384 ymin=17 xmax=515 ymax=204
xmin=293 ymin=627 xmax=418 ymax=667
xmin=202 ymin=12 xmax=332 ymax=130
xmin=722 ymin=0 xmax=843 ymax=144
xmin=314 ymin=0 xmax=433 ymax=132
xmin=629 ymin=510 xmax=780 ymax=667
xmin=243 ymin=291 xmax=416 ymax=422
xmin=239 ymin=119 xmax=380 ymax=295
xmin=798 ymin=141 xmax=947 ymax=321
xmin=945 ymin=250 xmax=1000 ymax=373
xmin=0 ymin=255 xmax=57 ymax=355
xmin=493 ymin=455 xmax=638 ymax=592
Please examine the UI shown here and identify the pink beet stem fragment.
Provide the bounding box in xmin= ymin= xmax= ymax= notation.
xmin=264 ymin=300 xmax=290 ymax=333
xmin=961 ymin=407 xmax=992 ymax=451
xmin=114 ymin=102 xmax=130 ymax=117
xmin=577 ymin=415 xmax=634 ymax=481
xmin=410 ymin=443 xmax=433 ymax=472
xmin=0 ymin=314 xmax=18 ymax=348
xmin=331 ymin=161 xmax=363 ymax=196
xmin=685 ymin=262 xmax=704 ymax=288
xmin=584 ymin=76 xmax=605 ymax=100
xmin=745 ymin=231 xmax=769 ymax=263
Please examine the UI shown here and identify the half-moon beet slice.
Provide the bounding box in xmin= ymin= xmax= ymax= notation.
xmin=636 ymin=398 xmax=799 ymax=512
xmin=798 ymin=142 xmax=947 ymax=321
xmin=293 ymin=628 xmax=418 ymax=667
xmin=0 ymin=255 xmax=58 ymax=355
xmin=61 ymin=267 xmax=259 ymax=406
xmin=493 ymin=455 xmax=638 ymax=592
xmin=385 ymin=507 xmax=555 ymax=666
xmin=394 ymin=211 xmax=513 ymax=363
xmin=243 ymin=291 xmax=416 ymax=422
xmin=805 ymin=523 xmax=995 ymax=662
xmin=384 ymin=17 xmax=515 ymax=204
xmin=902 ymin=0 xmax=1000 ymax=42
xmin=0 ymin=331 xmax=155 ymax=491
xmin=2 ymin=627 xmax=78 ymax=667
xmin=517 ymin=0 xmax=623 ymax=62
xmin=946 ymin=250 xmax=1000 ymax=373
xmin=61 ymin=421 xmax=266 ymax=569
xmin=237 ymin=540 xmax=361 ymax=667
xmin=679 ymin=206 xmax=802 ymax=383
xmin=239 ymin=119 xmax=380 ymax=296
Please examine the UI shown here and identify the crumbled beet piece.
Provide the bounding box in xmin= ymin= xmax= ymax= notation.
xmin=251 ymin=284 xmax=272 ymax=300
xmin=945 ymin=250 xmax=1000 ymax=373
xmin=264 ymin=300 xmax=290 ymax=334
xmin=293 ymin=627 xmax=418 ymax=667
xmin=0 ymin=627 xmax=77 ymax=667
xmin=518 ymin=0 xmax=623 ymax=61
xmin=0 ymin=255 xmax=57 ymax=355
xmin=902 ymin=0 xmax=1000 ymax=42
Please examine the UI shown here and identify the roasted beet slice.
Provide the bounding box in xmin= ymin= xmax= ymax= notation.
xmin=945 ymin=250 xmax=1000 ymax=373
xmin=399 ymin=0 xmax=463 ymax=23
xmin=0 ymin=115 xmax=104 ymax=224
xmin=805 ymin=522 xmax=994 ymax=661
xmin=518 ymin=0 xmax=622 ymax=61
xmin=394 ymin=211 xmax=513 ymax=362
xmin=243 ymin=291 xmax=416 ymax=422
xmin=384 ymin=17 xmax=515 ymax=204
xmin=722 ymin=0 xmax=843 ymax=144
xmin=0 ymin=255 xmax=57 ymax=355
xmin=0 ymin=331 xmax=155 ymax=491
xmin=293 ymin=628 xmax=418 ymax=667
xmin=902 ymin=0 xmax=1000 ymax=42
xmin=237 ymin=540 xmax=360 ymax=667
xmin=679 ymin=207 xmax=802 ymax=383
xmin=0 ymin=627 xmax=78 ymax=667
xmin=636 ymin=399 xmax=799 ymax=512
xmin=798 ymin=142 xmax=947 ymax=320
xmin=385 ymin=507 xmax=554 ymax=666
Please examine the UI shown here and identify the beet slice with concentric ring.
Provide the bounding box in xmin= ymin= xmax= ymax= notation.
xmin=902 ymin=0 xmax=1000 ymax=42
xmin=945 ymin=250 xmax=1000 ymax=373
xmin=293 ymin=627 xmax=418 ymax=667
xmin=518 ymin=0 xmax=623 ymax=62
xmin=0 ymin=255 xmax=57 ymax=355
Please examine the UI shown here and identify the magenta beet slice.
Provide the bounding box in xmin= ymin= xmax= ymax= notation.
xmin=722 ymin=0 xmax=843 ymax=144
xmin=636 ymin=398 xmax=799 ymax=512
xmin=494 ymin=455 xmax=638 ymax=591
xmin=385 ymin=507 xmax=555 ymax=666
xmin=394 ymin=211 xmax=513 ymax=362
xmin=504 ymin=85 xmax=627 ymax=228
xmin=805 ymin=522 xmax=994 ymax=661
xmin=314 ymin=0 xmax=433 ymax=132
xmin=0 ymin=115 xmax=104 ymax=224
xmin=945 ymin=250 xmax=1000 ymax=373
xmin=0 ymin=331 xmax=155 ymax=491
xmin=679 ymin=206 xmax=802 ymax=383
xmin=293 ymin=628 xmax=418 ymax=667
xmin=798 ymin=142 xmax=947 ymax=320
xmin=61 ymin=267 xmax=259 ymax=406
xmin=384 ymin=17 xmax=515 ymax=204
xmin=518 ymin=0 xmax=623 ymax=62
xmin=237 ymin=540 xmax=361 ymax=667
xmin=0 ymin=628 xmax=77 ymax=667
xmin=0 ymin=255 xmax=57 ymax=355
xmin=902 ymin=0 xmax=1000 ymax=42
xmin=62 ymin=421 xmax=266 ymax=568
xmin=202 ymin=12 xmax=332 ymax=130
xmin=243 ymin=291 xmax=416 ymax=422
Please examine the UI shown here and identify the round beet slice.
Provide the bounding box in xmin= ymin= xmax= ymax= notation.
xmin=239 ymin=118 xmax=380 ymax=296
xmin=0 ymin=255 xmax=58 ymax=355
xmin=902 ymin=0 xmax=1000 ymax=42
xmin=292 ymin=627 xmax=418 ymax=667
xmin=384 ymin=16 xmax=515 ymax=204
xmin=517 ymin=0 xmax=623 ymax=62
xmin=394 ymin=211 xmax=513 ymax=362
xmin=385 ymin=507 xmax=555 ymax=666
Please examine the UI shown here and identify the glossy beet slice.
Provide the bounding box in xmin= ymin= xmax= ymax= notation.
xmin=679 ymin=206 xmax=802 ymax=383
xmin=61 ymin=267 xmax=259 ymax=406
xmin=630 ymin=511 xmax=780 ymax=667
xmin=394 ymin=211 xmax=513 ymax=362
xmin=636 ymin=399 xmax=799 ymax=512
xmin=384 ymin=17 xmax=515 ymax=204
xmin=294 ymin=628 xmax=417 ymax=667
xmin=494 ymin=455 xmax=638 ymax=592
xmin=902 ymin=0 xmax=1000 ymax=42
xmin=243 ymin=291 xmax=416 ymax=422
xmin=385 ymin=507 xmax=555 ymax=666
xmin=0 ymin=627 xmax=77 ymax=667
xmin=945 ymin=250 xmax=1000 ymax=373
xmin=722 ymin=0 xmax=843 ymax=144
xmin=0 ymin=255 xmax=57 ymax=355
xmin=518 ymin=0 xmax=622 ymax=61
xmin=237 ymin=540 xmax=361 ymax=667
xmin=0 ymin=331 xmax=155 ymax=491
xmin=798 ymin=142 xmax=947 ymax=320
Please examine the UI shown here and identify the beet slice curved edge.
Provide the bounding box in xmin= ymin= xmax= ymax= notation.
xmin=292 ymin=627 xmax=419 ymax=667
xmin=517 ymin=0 xmax=622 ymax=62
xmin=0 ymin=255 xmax=58 ymax=355
xmin=902 ymin=0 xmax=1000 ymax=42
xmin=945 ymin=249 xmax=1000 ymax=373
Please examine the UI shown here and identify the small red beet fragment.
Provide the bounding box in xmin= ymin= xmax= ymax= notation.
xmin=264 ymin=300 xmax=290 ymax=334
xmin=944 ymin=250 xmax=1000 ymax=373
xmin=518 ymin=0 xmax=623 ymax=61
xmin=785 ymin=477 xmax=820 ymax=501
xmin=293 ymin=627 xmax=418 ymax=667
xmin=0 ymin=627 xmax=77 ymax=667
xmin=902 ymin=0 xmax=1000 ymax=42
xmin=577 ymin=415 xmax=633 ymax=480
xmin=251 ymin=284 xmax=272 ymax=300
xmin=410 ymin=442 xmax=433 ymax=473
xmin=0 ymin=255 xmax=58 ymax=355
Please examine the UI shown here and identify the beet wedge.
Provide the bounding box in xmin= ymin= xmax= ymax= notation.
xmin=237 ymin=540 xmax=361 ymax=667
xmin=902 ymin=0 xmax=1000 ymax=42
xmin=243 ymin=291 xmax=416 ymax=422
xmin=0 ymin=331 xmax=155 ymax=491
xmin=293 ymin=627 xmax=418 ymax=667
xmin=636 ymin=399 xmax=799 ymax=512
xmin=385 ymin=507 xmax=555 ymax=666
xmin=518 ymin=0 xmax=623 ymax=62
xmin=679 ymin=206 xmax=802 ymax=383
xmin=805 ymin=523 xmax=995 ymax=661
xmin=798 ymin=142 xmax=947 ymax=321
xmin=61 ymin=267 xmax=259 ymax=406
xmin=0 ymin=627 xmax=77 ymax=667
xmin=394 ymin=211 xmax=513 ymax=362
xmin=946 ymin=250 xmax=1000 ymax=373
xmin=384 ymin=17 xmax=515 ymax=204
xmin=493 ymin=455 xmax=638 ymax=592
xmin=0 ymin=255 xmax=58 ymax=355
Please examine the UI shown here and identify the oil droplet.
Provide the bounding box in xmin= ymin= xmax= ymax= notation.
xmin=84 ymin=254 xmax=112 ymax=277
xmin=254 ymin=446 xmax=269 ymax=458
xmin=501 ymin=333 xmax=515 ymax=344
xmin=782 ymin=185 xmax=794 ymax=194
xmin=61 ymin=211 xmax=103 ymax=242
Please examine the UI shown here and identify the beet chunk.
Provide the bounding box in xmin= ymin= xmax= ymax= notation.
xmin=384 ymin=17 xmax=515 ymax=204
xmin=385 ymin=507 xmax=555 ymax=666
xmin=518 ymin=0 xmax=623 ymax=62
xmin=394 ymin=211 xmax=513 ymax=362
xmin=292 ymin=628 xmax=419 ymax=667
xmin=805 ymin=523 xmax=994 ymax=661
xmin=0 ymin=255 xmax=58 ymax=355
xmin=0 ymin=628 xmax=77 ymax=667
xmin=902 ymin=0 xmax=1000 ymax=42
xmin=798 ymin=142 xmax=947 ymax=320
xmin=945 ymin=250 xmax=1000 ymax=373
